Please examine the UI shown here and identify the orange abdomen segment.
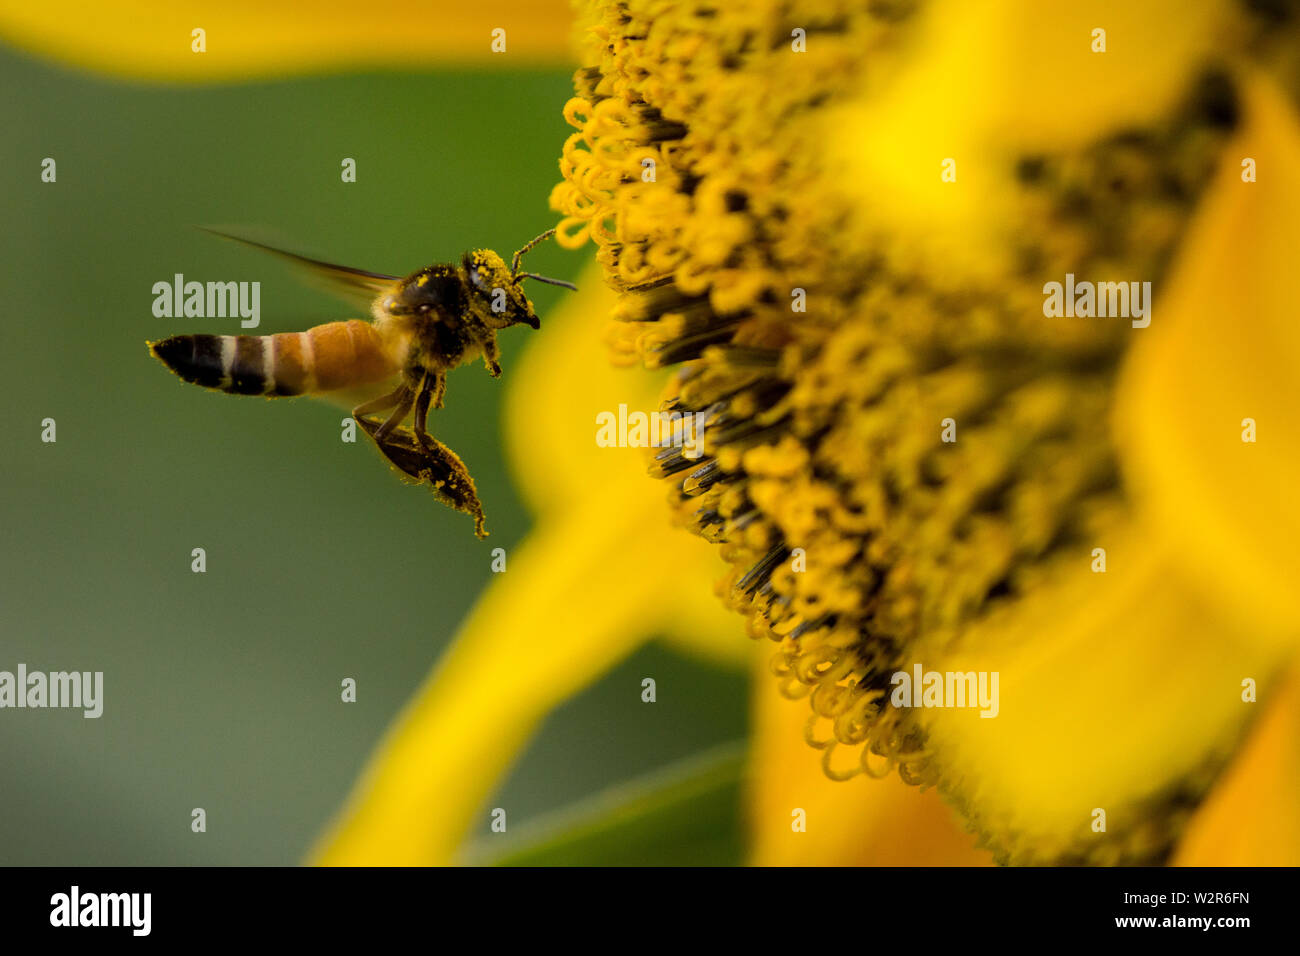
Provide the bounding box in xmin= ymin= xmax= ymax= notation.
xmin=294 ymin=320 xmax=397 ymax=392
xmin=150 ymin=320 xmax=398 ymax=396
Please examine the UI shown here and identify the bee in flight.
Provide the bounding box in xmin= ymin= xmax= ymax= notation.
xmin=149 ymin=228 xmax=575 ymax=538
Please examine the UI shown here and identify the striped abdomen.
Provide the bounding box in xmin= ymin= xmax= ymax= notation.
xmin=149 ymin=320 xmax=398 ymax=396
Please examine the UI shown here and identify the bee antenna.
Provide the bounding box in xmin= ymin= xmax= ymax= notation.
xmin=517 ymin=272 xmax=578 ymax=291
xmin=511 ymin=228 xmax=559 ymax=278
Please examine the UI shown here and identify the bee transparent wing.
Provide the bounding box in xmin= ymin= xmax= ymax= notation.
xmin=200 ymin=227 xmax=399 ymax=308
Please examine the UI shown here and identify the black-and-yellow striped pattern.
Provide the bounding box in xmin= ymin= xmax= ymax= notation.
xmin=149 ymin=320 xmax=397 ymax=396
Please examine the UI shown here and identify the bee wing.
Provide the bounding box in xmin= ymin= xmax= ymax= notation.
xmin=200 ymin=227 xmax=399 ymax=308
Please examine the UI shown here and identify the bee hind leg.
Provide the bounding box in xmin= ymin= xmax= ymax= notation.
xmin=357 ymin=375 xmax=487 ymax=537
xmin=367 ymin=425 xmax=488 ymax=538
xmin=351 ymin=383 xmax=411 ymax=440
xmin=416 ymin=435 xmax=487 ymax=538
xmin=372 ymin=385 xmax=416 ymax=444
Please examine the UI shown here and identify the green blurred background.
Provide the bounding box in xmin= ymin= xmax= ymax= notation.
xmin=0 ymin=45 xmax=748 ymax=865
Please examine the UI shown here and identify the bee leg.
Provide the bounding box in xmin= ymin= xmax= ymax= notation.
xmin=415 ymin=369 xmax=446 ymax=415
xmin=412 ymin=373 xmax=438 ymax=455
xmin=482 ymin=334 xmax=503 ymax=378
xmin=351 ymin=384 xmax=406 ymax=426
xmin=416 ymin=438 xmax=488 ymax=539
xmin=360 ymin=411 xmax=489 ymax=538
xmin=412 ymin=371 xmax=454 ymax=456
xmin=370 ymin=383 xmax=416 ymax=444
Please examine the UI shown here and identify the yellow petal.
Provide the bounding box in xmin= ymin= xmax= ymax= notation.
xmin=880 ymin=67 xmax=1300 ymax=866
xmin=1174 ymin=667 xmax=1300 ymax=865
xmin=505 ymin=264 xmax=660 ymax=515
xmin=506 ymin=262 xmax=751 ymax=667
xmin=748 ymin=648 xmax=992 ymax=866
xmin=915 ymin=521 xmax=1291 ymax=865
xmin=826 ymin=0 xmax=1232 ymax=280
xmin=1115 ymin=74 xmax=1300 ymax=632
xmin=656 ymin=545 xmax=750 ymax=669
xmin=313 ymin=498 xmax=692 ymax=865
xmin=0 ymin=0 xmax=573 ymax=83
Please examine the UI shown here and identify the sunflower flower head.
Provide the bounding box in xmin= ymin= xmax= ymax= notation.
xmin=551 ymin=0 xmax=1300 ymax=865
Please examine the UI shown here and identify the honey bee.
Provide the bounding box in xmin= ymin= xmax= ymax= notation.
xmin=149 ymin=228 xmax=575 ymax=538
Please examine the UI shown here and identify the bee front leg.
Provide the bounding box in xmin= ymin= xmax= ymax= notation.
xmin=482 ymin=333 xmax=503 ymax=378
xmin=427 ymin=370 xmax=447 ymax=411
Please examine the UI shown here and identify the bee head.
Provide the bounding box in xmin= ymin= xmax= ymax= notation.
xmin=463 ymin=249 xmax=540 ymax=330
xmin=464 ymin=229 xmax=578 ymax=331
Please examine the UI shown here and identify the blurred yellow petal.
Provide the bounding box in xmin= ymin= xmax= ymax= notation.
xmin=656 ymin=557 xmax=750 ymax=669
xmin=922 ymin=87 xmax=1300 ymax=862
xmin=916 ymin=523 xmax=1290 ymax=865
xmin=1116 ymin=74 xmax=1300 ymax=631
xmin=505 ymin=267 xmax=658 ymax=517
xmin=1174 ymin=667 xmax=1300 ymax=866
xmin=749 ymin=648 xmax=992 ymax=866
xmin=313 ymin=502 xmax=683 ymax=865
xmin=504 ymin=264 xmax=750 ymax=667
xmin=826 ymin=0 xmax=1233 ymax=279
xmin=313 ymin=265 xmax=743 ymax=864
xmin=0 ymin=0 xmax=574 ymax=83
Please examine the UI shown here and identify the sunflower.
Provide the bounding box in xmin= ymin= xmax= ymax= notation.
xmin=543 ymin=0 xmax=1300 ymax=865
xmin=9 ymin=0 xmax=1298 ymax=866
